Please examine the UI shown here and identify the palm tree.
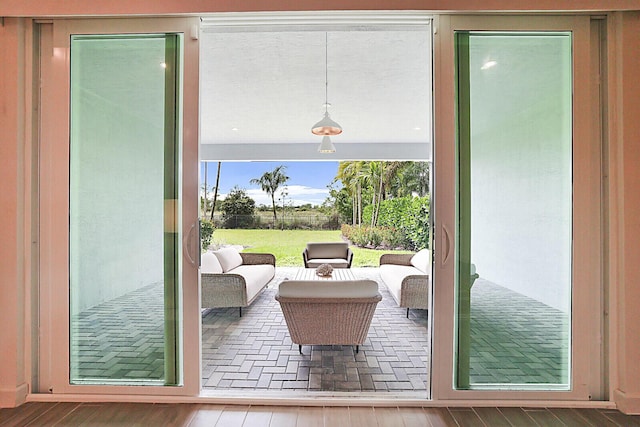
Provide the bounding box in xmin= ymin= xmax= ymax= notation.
xmin=250 ymin=165 xmax=289 ymax=223
xmin=337 ymin=161 xmax=367 ymax=225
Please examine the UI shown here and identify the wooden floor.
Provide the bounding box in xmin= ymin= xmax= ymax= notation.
xmin=1 ymin=402 xmax=640 ymax=426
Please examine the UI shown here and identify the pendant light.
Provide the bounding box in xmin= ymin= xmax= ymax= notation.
xmin=317 ymin=135 xmax=336 ymax=153
xmin=311 ymin=33 xmax=342 ymax=136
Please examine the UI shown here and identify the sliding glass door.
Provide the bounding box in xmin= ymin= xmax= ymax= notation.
xmin=39 ymin=18 xmax=199 ymax=395
xmin=432 ymin=15 xmax=602 ymax=400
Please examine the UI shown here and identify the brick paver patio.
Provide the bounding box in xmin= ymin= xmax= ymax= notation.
xmin=70 ymin=268 xmax=569 ymax=392
xmin=202 ymin=267 xmax=429 ymax=393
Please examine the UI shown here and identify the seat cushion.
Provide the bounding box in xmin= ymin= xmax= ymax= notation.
xmin=201 ymin=251 xmax=223 ymax=274
xmin=306 ymin=258 xmax=350 ymax=269
xmin=214 ymin=247 xmax=243 ymax=272
xmin=278 ymin=280 xmax=379 ymax=298
xmin=228 ymin=264 xmax=275 ymax=302
xmin=379 ymin=264 xmax=423 ymax=305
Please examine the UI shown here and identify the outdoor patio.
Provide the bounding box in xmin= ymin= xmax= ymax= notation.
xmin=70 ymin=267 xmax=568 ymax=393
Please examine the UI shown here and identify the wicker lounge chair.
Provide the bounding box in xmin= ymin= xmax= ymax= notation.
xmin=275 ymin=280 xmax=381 ymax=354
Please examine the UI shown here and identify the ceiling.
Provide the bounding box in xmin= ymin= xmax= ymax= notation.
xmin=199 ymin=20 xmax=432 ymax=159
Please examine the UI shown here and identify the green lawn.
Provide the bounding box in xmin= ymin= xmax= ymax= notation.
xmin=211 ymin=229 xmax=413 ymax=267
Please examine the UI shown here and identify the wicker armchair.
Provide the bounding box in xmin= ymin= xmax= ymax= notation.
xmin=302 ymin=242 xmax=354 ymax=268
xmin=201 ymin=252 xmax=275 ymax=317
xmin=275 ymin=280 xmax=381 ymax=355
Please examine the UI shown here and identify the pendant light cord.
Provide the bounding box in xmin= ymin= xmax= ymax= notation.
xmin=325 ymin=32 xmax=328 ymax=114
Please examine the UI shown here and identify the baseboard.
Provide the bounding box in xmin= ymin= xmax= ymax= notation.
xmin=0 ymin=383 xmax=29 ymax=408
xmin=614 ymin=389 xmax=640 ymax=415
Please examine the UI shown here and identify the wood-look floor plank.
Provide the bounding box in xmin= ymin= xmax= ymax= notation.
xmin=141 ymin=403 xmax=199 ymax=426
xmin=473 ymin=407 xmax=511 ymax=426
xmin=295 ymin=406 xmax=324 ymax=427
xmin=269 ymin=406 xmax=298 ymax=427
xmin=548 ymin=408 xmax=598 ymax=427
xmin=374 ymin=407 xmax=403 ymax=427
xmin=323 ymin=406 xmax=349 ymax=427
xmin=0 ymin=402 xmax=60 ymax=427
xmin=61 ymin=402 xmax=155 ymax=426
xmin=23 ymin=402 xmax=80 ymax=426
xmin=348 ymin=406 xmax=377 ymax=427
xmin=448 ymin=407 xmax=486 ymax=427
xmin=498 ymin=407 xmax=538 ymax=426
xmin=53 ymin=403 xmax=108 ymax=426
xmin=600 ymin=408 xmax=640 ymax=427
xmin=422 ymin=408 xmax=459 ymax=427
xmin=399 ymin=407 xmax=433 ymax=427
xmin=214 ymin=405 xmax=249 ymax=427
xmin=523 ymin=408 xmax=566 ymax=427
xmin=241 ymin=405 xmax=273 ymax=427
xmin=575 ymin=408 xmax=621 ymax=427
xmin=186 ymin=404 xmax=225 ymax=427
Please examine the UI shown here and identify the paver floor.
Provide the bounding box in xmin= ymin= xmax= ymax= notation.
xmin=70 ymin=268 xmax=569 ymax=392
xmin=201 ymin=267 xmax=430 ymax=393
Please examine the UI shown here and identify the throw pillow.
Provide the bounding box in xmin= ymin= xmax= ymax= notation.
xmin=214 ymin=247 xmax=243 ymax=272
xmin=201 ymin=251 xmax=223 ymax=274
xmin=410 ymin=249 xmax=431 ymax=274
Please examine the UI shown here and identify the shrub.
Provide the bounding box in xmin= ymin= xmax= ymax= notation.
xmin=200 ymin=219 xmax=215 ymax=250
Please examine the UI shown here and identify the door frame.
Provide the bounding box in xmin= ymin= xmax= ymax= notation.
xmin=38 ymin=17 xmax=200 ymax=396
xmin=431 ymin=14 xmax=602 ymax=401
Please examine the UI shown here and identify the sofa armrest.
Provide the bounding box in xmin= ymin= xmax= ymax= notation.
xmin=346 ymin=247 xmax=354 ymax=268
xmin=379 ymin=253 xmax=413 ymax=266
xmin=400 ymin=274 xmax=430 ymax=310
xmin=302 ymin=248 xmax=310 ymax=268
xmin=201 ymin=273 xmax=248 ymax=308
xmin=240 ymin=252 xmax=276 ymax=266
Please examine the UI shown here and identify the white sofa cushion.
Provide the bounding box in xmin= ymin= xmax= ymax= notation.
xmin=278 ymin=280 xmax=379 ymax=298
xmin=201 ymin=251 xmax=223 ymax=274
xmin=305 ymin=258 xmax=350 ymax=269
xmin=228 ymin=264 xmax=275 ymax=302
xmin=214 ymin=247 xmax=243 ymax=272
xmin=410 ymin=249 xmax=431 ymax=274
xmin=379 ymin=264 xmax=423 ymax=305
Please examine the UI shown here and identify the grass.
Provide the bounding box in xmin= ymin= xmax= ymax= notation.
xmin=210 ymin=229 xmax=413 ymax=267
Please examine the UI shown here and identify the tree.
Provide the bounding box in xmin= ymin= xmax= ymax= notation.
xmin=220 ymin=187 xmax=256 ymax=228
xmin=250 ymin=165 xmax=289 ymax=223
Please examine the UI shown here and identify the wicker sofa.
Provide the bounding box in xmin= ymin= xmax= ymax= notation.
xmin=302 ymin=242 xmax=354 ymax=268
xmin=379 ymin=249 xmax=431 ymax=317
xmin=201 ymin=248 xmax=275 ymax=316
xmin=276 ymin=280 xmax=381 ymax=355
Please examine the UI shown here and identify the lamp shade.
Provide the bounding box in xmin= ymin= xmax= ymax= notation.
xmin=311 ymin=111 xmax=342 ymax=136
xmin=318 ymin=136 xmax=336 ymax=153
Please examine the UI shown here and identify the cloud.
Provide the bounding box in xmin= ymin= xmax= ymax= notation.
xmin=217 ymin=185 xmax=330 ymax=207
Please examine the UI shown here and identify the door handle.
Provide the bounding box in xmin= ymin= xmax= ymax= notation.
xmin=442 ymin=224 xmax=451 ymax=266
xmin=184 ymin=221 xmax=197 ymax=267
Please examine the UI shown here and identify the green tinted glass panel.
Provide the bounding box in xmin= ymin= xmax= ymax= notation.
xmin=455 ymin=32 xmax=572 ymax=390
xmin=69 ymin=34 xmax=180 ymax=385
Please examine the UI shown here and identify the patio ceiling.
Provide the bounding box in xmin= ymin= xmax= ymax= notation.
xmin=199 ymin=15 xmax=433 ymax=161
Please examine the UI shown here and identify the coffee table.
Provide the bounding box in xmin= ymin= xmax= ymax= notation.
xmin=294 ymin=268 xmax=356 ymax=281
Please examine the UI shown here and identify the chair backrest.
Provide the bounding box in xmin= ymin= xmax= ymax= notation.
xmin=305 ymin=242 xmax=348 ymax=259
xmin=278 ymin=280 xmax=378 ymax=298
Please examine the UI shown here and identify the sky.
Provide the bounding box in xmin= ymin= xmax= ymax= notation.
xmin=200 ymin=161 xmax=340 ymax=207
